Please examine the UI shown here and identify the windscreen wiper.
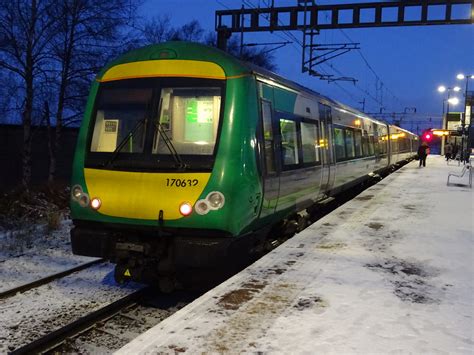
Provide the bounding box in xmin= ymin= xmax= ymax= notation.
xmin=103 ymin=118 xmax=146 ymax=168
xmin=155 ymin=122 xmax=188 ymax=170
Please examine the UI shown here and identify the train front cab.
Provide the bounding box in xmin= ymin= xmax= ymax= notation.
xmin=69 ymin=44 xmax=265 ymax=288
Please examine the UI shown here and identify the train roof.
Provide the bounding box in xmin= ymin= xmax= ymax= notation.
xmin=100 ymin=41 xmax=414 ymax=136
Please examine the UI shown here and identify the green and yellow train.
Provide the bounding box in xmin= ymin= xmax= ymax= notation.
xmin=70 ymin=42 xmax=418 ymax=290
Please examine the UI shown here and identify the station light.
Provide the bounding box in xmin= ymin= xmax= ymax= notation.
xmin=437 ymin=85 xmax=446 ymax=93
xmin=448 ymin=97 xmax=460 ymax=105
xmin=432 ymin=129 xmax=449 ymax=136
xmin=457 ymin=73 xmax=474 ymax=80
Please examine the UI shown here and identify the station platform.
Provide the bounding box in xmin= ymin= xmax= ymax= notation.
xmin=117 ymin=156 xmax=473 ymax=354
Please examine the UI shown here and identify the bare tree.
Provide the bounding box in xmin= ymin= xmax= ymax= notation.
xmin=140 ymin=17 xmax=276 ymax=71
xmin=141 ymin=14 xmax=173 ymax=44
xmin=0 ymin=0 xmax=58 ymax=189
xmin=0 ymin=72 xmax=21 ymax=123
xmin=169 ymin=20 xmax=204 ymax=42
xmin=46 ymin=0 xmax=140 ymax=184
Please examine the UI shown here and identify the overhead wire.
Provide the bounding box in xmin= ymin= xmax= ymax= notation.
xmin=255 ymin=0 xmax=393 ymax=110
xmin=216 ymin=0 xmax=407 ymax=117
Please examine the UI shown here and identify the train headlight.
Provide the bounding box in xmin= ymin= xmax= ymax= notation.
xmin=195 ymin=199 xmax=210 ymax=215
xmin=90 ymin=197 xmax=102 ymax=210
xmin=71 ymin=185 xmax=83 ymax=199
xmin=71 ymin=184 xmax=90 ymax=208
xmin=78 ymin=193 xmax=90 ymax=208
xmin=207 ymin=191 xmax=225 ymax=210
xmin=179 ymin=202 xmax=193 ymax=217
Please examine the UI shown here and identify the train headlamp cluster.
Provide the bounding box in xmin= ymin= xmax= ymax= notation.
xmin=194 ymin=191 xmax=225 ymax=216
xmin=73 ymin=184 xmax=224 ymax=216
xmin=71 ymin=184 xmax=101 ymax=210
xmin=71 ymin=185 xmax=90 ymax=207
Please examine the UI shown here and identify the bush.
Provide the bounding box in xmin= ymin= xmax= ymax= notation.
xmin=47 ymin=211 xmax=62 ymax=231
xmin=0 ymin=183 xmax=69 ymax=231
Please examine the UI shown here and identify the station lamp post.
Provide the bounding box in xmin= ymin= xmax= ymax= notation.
xmin=456 ymin=73 xmax=474 ymax=159
xmin=437 ymin=85 xmax=460 ymax=154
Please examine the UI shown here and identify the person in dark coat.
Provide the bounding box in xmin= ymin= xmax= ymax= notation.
xmin=417 ymin=141 xmax=430 ymax=167
xmin=444 ymin=142 xmax=452 ymax=161
xmin=452 ymin=145 xmax=459 ymax=160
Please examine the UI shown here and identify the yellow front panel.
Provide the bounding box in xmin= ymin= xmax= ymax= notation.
xmin=84 ymin=168 xmax=211 ymax=220
xmin=99 ymin=60 xmax=226 ymax=82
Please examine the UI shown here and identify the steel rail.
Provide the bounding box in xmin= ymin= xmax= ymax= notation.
xmin=9 ymin=288 xmax=147 ymax=355
xmin=0 ymin=258 xmax=104 ymax=299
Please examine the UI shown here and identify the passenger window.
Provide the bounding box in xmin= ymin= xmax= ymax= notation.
xmin=354 ymin=130 xmax=362 ymax=157
xmin=362 ymin=130 xmax=369 ymax=156
xmin=370 ymin=135 xmax=376 ymax=155
xmin=301 ymin=121 xmax=320 ymax=164
xmin=334 ymin=127 xmax=345 ymax=160
xmin=261 ymin=101 xmax=276 ymax=174
xmin=391 ymin=136 xmax=399 ymax=153
xmin=345 ymin=129 xmax=355 ymax=158
xmin=280 ymin=119 xmax=299 ymax=166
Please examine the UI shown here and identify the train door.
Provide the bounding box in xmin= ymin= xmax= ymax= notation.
xmin=317 ymin=103 xmax=335 ymax=197
xmin=258 ymin=99 xmax=280 ymax=218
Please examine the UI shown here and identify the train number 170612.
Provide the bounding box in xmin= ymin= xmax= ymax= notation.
xmin=165 ymin=178 xmax=199 ymax=187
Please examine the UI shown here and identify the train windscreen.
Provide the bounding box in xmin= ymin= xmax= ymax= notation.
xmin=152 ymin=87 xmax=221 ymax=156
xmin=86 ymin=78 xmax=224 ymax=171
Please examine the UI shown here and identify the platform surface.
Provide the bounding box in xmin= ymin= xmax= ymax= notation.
xmin=117 ymin=156 xmax=473 ymax=354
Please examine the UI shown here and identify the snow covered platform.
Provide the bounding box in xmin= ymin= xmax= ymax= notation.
xmin=117 ymin=156 xmax=473 ymax=354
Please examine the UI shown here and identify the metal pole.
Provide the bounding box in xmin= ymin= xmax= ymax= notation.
xmin=240 ymin=5 xmax=244 ymax=58
xmin=461 ymin=77 xmax=470 ymax=161
xmin=442 ymin=98 xmax=446 ymax=155
xmin=442 ymin=91 xmax=452 ymax=156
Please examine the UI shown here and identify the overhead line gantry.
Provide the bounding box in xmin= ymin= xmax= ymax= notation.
xmin=215 ymin=0 xmax=474 ymax=79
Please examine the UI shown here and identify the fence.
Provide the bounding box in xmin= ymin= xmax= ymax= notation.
xmin=0 ymin=124 xmax=79 ymax=191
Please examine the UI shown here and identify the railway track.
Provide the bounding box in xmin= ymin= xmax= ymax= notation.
xmin=10 ymin=288 xmax=146 ymax=354
xmin=9 ymin=288 xmax=197 ymax=354
xmin=0 ymin=258 xmax=104 ymax=300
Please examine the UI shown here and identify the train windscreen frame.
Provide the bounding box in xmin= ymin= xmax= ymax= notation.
xmin=85 ymin=77 xmax=225 ymax=172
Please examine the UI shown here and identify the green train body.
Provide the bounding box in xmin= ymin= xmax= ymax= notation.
xmin=70 ymin=42 xmax=417 ymax=289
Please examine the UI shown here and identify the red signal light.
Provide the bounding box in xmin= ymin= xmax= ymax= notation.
xmin=424 ymin=133 xmax=431 ymax=140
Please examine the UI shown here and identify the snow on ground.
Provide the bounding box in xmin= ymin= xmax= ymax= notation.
xmin=117 ymin=156 xmax=473 ymax=354
xmin=0 ymin=215 xmax=144 ymax=352
xmin=0 ymin=262 xmax=142 ymax=352
xmin=0 ymin=220 xmax=96 ymax=292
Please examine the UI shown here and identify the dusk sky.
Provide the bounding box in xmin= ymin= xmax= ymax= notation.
xmin=142 ymin=0 xmax=473 ymax=131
